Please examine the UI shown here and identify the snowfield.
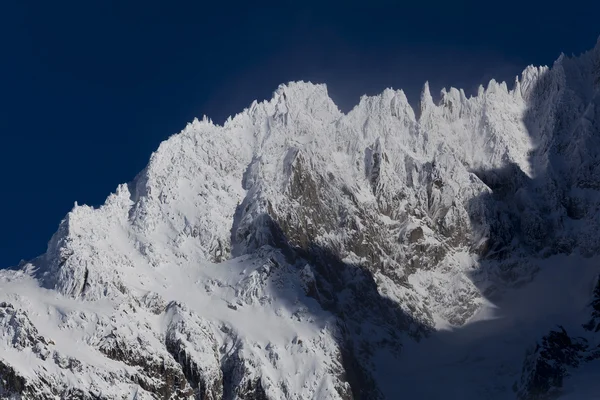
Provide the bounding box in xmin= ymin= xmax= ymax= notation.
xmin=1 ymin=39 xmax=600 ymax=399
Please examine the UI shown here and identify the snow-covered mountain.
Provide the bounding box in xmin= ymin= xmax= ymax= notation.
xmin=1 ymin=39 xmax=600 ymax=399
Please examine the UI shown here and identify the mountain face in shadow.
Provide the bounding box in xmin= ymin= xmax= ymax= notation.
xmin=447 ymin=41 xmax=600 ymax=399
xmin=1 ymin=41 xmax=600 ymax=399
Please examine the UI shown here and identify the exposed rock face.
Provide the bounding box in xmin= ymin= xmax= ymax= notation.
xmin=0 ymin=40 xmax=600 ymax=399
xmin=163 ymin=302 xmax=223 ymax=400
xmin=516 ymin=327 xmax=589 ymax=400
xmin=583 ymin=277 xmax=600 ymax=333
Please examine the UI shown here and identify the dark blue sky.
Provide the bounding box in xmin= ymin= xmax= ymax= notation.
xmin=1 ymin=0 xmax=599 ymax=267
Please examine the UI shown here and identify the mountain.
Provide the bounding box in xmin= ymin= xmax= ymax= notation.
xmin=1 ymin=39 xmax=600 ymax=400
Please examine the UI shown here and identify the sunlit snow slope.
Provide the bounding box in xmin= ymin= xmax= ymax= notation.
xmin=1 ymin=40 xmax=600 ymax=400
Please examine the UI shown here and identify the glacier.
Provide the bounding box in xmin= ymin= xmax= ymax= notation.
xmin=1 ymin=39 xmax=600 ymax=399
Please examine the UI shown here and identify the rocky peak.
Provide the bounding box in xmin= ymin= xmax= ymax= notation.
xmin=1 ymin=42 xmax=600 ymax=399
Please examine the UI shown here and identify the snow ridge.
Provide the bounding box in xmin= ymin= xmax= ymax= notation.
xmin=1 ymin=39 xmax=600 ymax=399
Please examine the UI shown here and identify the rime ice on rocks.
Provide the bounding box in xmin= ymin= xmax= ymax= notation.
xmin=1 ymin=40 xmax=600 ymax=399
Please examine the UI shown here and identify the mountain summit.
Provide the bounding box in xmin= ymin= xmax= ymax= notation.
xmin=1 ymin=40 xmax=600 ymax=399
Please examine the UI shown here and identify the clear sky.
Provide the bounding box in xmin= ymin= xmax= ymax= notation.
xmin=1 ymin=0 xmax=599 ymax=267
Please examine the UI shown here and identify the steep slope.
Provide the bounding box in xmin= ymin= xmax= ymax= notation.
xmin=1 ymin=40 xmax=600 ymax=399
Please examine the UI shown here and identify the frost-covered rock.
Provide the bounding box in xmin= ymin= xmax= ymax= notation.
xmin=1 ymin=39 xmax=600 ymax=399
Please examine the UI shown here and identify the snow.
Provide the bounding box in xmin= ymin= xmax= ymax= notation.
xmin=378 ymin=254 xmax=600 ymax=399
xmin=561 ymin=358 xmax=600 ymax=399
xmin=0 ymin=248 xmax=348 ymax=399
xmin=0 ymin=39 xmax=599 ymax=399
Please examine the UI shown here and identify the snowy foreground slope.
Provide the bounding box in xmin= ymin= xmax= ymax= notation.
xmin=2 ymin=41 xmax=600 ymax=400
